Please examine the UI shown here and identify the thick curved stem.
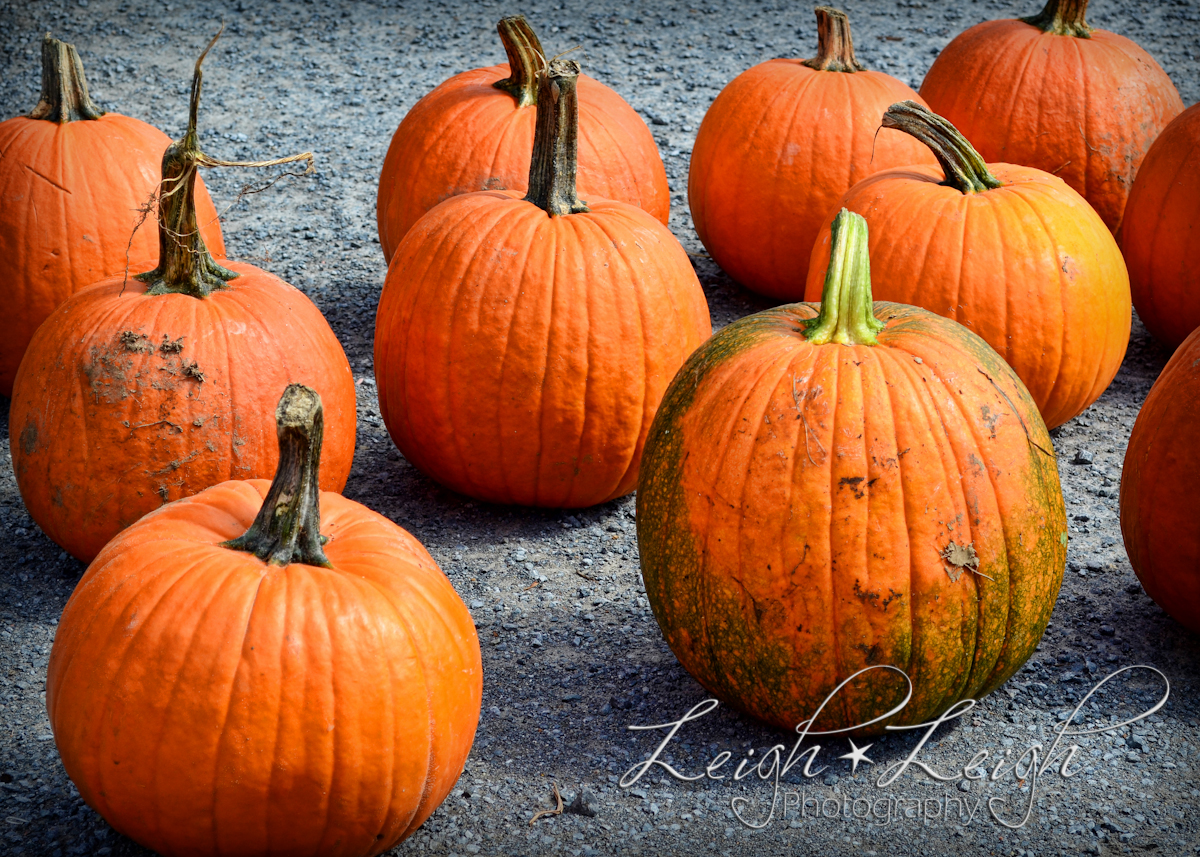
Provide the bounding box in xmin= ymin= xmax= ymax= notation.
xmin=524 ymin=59 xmax=589 ymax=217
xmin=1020 ymin=0 xmax=1091 ymax=38
xmin=222 ymin=385 xmax=332 ymax=568
xmin=881 ymin=101 xmax=1004 ymax=195
xmin=492 ymin=15 xmax=545 ymax=108
xmin=803 ymin=209 xmax=885 ymax=347
xmin=801 ymin=7 xmax=864 ymax=73
xmin=29 ymin=34 xmax=104 ymax=122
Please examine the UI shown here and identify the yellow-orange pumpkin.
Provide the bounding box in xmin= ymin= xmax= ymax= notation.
xmin=638 ymin=209 xmax=1066 ymax=733
xmin=48 ymin=385 xmax=482 ymax=857
xmin=804 ymin=102 xmax=1131 ymax=429
xmin=0 ymin=35 xmax=224 ymax=395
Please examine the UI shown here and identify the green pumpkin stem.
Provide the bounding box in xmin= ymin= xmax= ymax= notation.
xmin=1020 ymin=0 xmax=1091 ymax=38
xmin=29 ymin=34 xmax=104 ymax=122
xmin=493 ymin=16 xmax=546 ymax=108
xmin=801 ymin=7 xmax=864 ymax=73
xmin=524 ymin=59 xmax=589 ymax=217
xmin=137 ymin=27 xmax=314 ymax=298
xmin=803 ymin=209 xmax=885 ymax=347
xmin=881 ymin=101 xmax=1004 ymax=195
xmin=222 ymin=385 xmax=333 ymax=568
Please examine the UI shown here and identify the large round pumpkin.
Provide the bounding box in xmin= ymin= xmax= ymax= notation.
xmin=1119 ymin=102 xmax=1200 ymax=350
xmin=10 ymin=40 xmax=355 ymax=563
xmin=920 ymin=0 xmax=1183 ymax=234
xmin=376 ymin=15 xmax=669 ymax=260
xmin=47 ymin=385 xmax=482 ymax=857
xmin=0 ymin=35 xmax=224 ymax=396
xmin=804 ymin=102 xmax=1131 ymax=430
xmin=638 ymin=209 xmax=1066 ymax=733
xmin=1120 ymin=328 xmax=1200 ymax=633
xmin=375 ymin=60 xmax=710 ymax=508
xmin=687 ymin=6 xmax=936 ymax=300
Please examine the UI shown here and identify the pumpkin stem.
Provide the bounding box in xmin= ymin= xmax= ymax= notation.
xmin=801 ymin=7 xmax=865 ymax=73
xmin=1020 ymin=0 xmax=1091 ymax=38
xmin=29 ymin=34 xmax=105 ymax=122
xmin=802 ymin=209 xmax=885 ymax=347
xmin=881 ymin=101 xmax=1004 ymax=195
xmin=137 ymin=27 xmax=314 ymax=298
xmin=222 ymin=385 xmax=333 ymax=568
xmin=524 ymin=59 xmax=590 ymax=217
xmin=493 ymin=16 xmax=545 ymax=108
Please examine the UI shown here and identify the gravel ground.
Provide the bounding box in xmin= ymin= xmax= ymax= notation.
xmin=2 ymin=1 xmax=1199 ymax=855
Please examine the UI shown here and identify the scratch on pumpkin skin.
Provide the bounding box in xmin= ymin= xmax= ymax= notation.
xmin=975 ymin=368 xmax=1054 ymax=457
xmin=24 ymin=163 xmax=72 ymax=194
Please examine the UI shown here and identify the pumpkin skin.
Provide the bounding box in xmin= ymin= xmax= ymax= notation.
xmin=687 ymin=8 xmax=936 ymax=299
xmin=46 ymin=479 xmax=482 ymax=857
xmin=920 ymin=2 xmax=1184 ymax=234
xmin=1119 ymin=102 xmax=1200 ymax=350
xmin=638 ymin=214 xmax=1066 ymax=733
xmin=1120 ymin=327 xmax=1200 ymax=633
xmin=0 ymin=52 xmax=225 ymax=396
xmin=10 ymin=262 xmax=356 ymax=562
xmin=376 ymin=60 xmax=710 ymax=508
xmin=376 ymin=17 xmax=669 ymax=260
xmin=804 ymin=134 xmax=1131 ymax=430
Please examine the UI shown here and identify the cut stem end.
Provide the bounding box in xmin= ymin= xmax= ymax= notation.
xmin=801 ymin=7 xmax=865 ymax=73
xmin=29 ymin=34 xmax=104 ymax=122
xmin=881 ymin=101 xmax=1003 ymax=195
xmin=493 ymin=15 xmax=546 ymax=108
xmin=803 ymin=209 xmax=885 ymax=347
xmin=1020 ymin=0 xmax=1092 ymax=37
xmin=524 ymin=59 xmax=589 ymax=217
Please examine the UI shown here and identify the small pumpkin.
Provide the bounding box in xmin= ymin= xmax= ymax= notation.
xmin=1121 ymin=329 xmax=1200 ymax=632
xmin=375 ymin=60 xmax=711 ymax=508
xmin=376 ymin=15 xmax=669 ymax=260
xmin=1119 ymin=102 xmax=1200 ymax=350
xmin=687 ymin=6 xmax=937 ymax=300
xmin=0 ymin=35 xmax=225 ymax=396
xmin=804 ymin=102 xmax=1130 ymax=429
xmin=10 ymin=35 xmax=355 ymax=563
xmin=638 ymin=209 xmax=1066 ymax=733
xmin=920 ymin=0 xmax=1184 ymax=234
xmin=47 ymin=384 xmax=482 ymax=857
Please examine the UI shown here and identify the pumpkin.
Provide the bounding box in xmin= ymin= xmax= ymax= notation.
xmin=376 ymin=15 xmax=669 ymax=261
xmin=687 ymin=6 xmax=937 ymax=300
xmin=10 ymin=35 xmax=355 ymax=563
xmin=0 ymin=34 xmax=225 ymax=396
xmin=804 ymin=102 xmax=1130 ymax=430
xmin=920 ymin=0 xmax=1184 ymax=234
xmin=1119 ymin=102 xmax=1200 ymax=350
xmin=47 ymin=384 xmax=482 ymax=857
xmin=375 ymin=60 xmax=711 ymax=508
xmin=637 ymin=209 xmax=1066 ymax=733
xmin=1121 ymin=329 xmax=1200 ymax=632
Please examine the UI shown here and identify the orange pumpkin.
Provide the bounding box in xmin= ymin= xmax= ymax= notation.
xmin=10 ymin=37 xmax=355 ymax=563
xmin=920 ymin=0 xmax=1184 ymax=234
xmin=375 ymin=60 xmax=710 ymax=508
xmin=804 ymin=102 xmax=1130 ymax=430
xmin=638 ymin=209 xmax=1066 ymax=733
xmin=687 ymin=6 xmax=936 ymax=300
xmin=0 ymin=35 xmax=224 ymax=396
xmin=48 ymin=385 xmax=482 ymax=857
xmin=1121 ymin=328 xmax=1200 ymax=632
xmin=1119 ymin=102 xmax=1200 ymax=350
xmin=376 ymin=15 xmax=669 ymax=261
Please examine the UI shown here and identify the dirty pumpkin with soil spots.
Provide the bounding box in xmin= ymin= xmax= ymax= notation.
xmin=9 ymin=33 xmax=355 ymax=563
xmin=637 ymin=209 xmax=1066 ymax=734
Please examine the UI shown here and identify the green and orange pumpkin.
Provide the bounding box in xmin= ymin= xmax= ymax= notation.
xmin=638 ymin=209 xmax=1066 ymax=733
